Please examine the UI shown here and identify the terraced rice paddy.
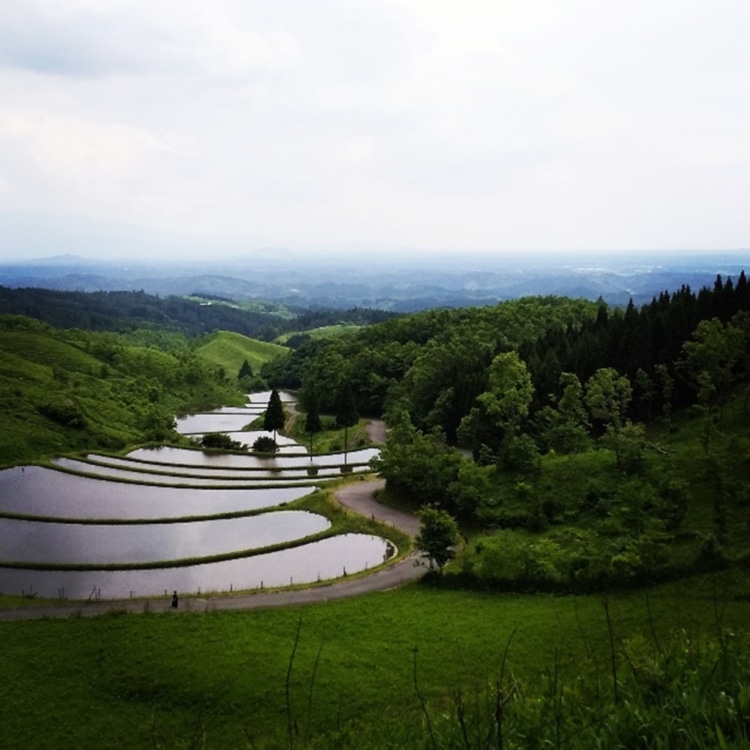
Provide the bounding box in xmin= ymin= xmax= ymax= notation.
xmin=0 ymin=512 xmax=330 ymax=564
xmin=0 ymin=534 xmax=391 ymax=599
xmin=0 ymin=394 xmax=390 ymax=600
xmin=0 ymin=466 xmax=313 ymax=519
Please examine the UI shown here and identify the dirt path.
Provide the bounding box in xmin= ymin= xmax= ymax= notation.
xmin=366 ymin=419 xmax=387 ymax=445
xmin=0 ymin=480 xmax=424 ymax=622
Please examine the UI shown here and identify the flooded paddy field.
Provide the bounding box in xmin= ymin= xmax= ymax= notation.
xmin=0 ymin=394 xmax=391 ymax=600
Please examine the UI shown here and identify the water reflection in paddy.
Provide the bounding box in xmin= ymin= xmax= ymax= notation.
xmin=174 ymin=395 xmax=275 ymax=433
xmin=210 ymin=431 xmax=305 ymax=450
xmin=209 ymin=405 xmax=266 ymax=415
xmin=0 ymin=511 xmax=329 ymax=565
xmin=0 ymin=534 xmax=392 ymax=599
xmin=127 ymin=446 xmax=380 ymax=469
xmin=0 ymin=466 xmax=313 ymax=520
xmin=176 ymin=413 xmax=257 ymax=434
xmin=246 ymin=390 xmax=296 ymax=404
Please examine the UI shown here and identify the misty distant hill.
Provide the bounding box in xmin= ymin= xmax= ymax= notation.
xmin=0 ymin=251 xmax=746 ymax=312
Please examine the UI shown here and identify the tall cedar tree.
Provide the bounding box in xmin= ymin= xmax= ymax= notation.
xmin=304 ymin=390 xmax=323 ymax=455
xmin=336 ymin=385 xmax=359 ymax=461
xmin=263 ymin=388 xmax=286 ymax=441
xmin=304 ymin=391 xmax=323 ymax=434
xmin=238 ymin=359 xmax=253 ymax=379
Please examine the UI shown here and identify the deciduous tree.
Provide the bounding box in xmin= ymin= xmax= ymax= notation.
xmin=586 ymin=368 xmax=635 ymax=469
xmin=545 ymin=372 xmax=590 ymax=455
xmin=680 ymin=317 xmax=744 ymax=426
xmin=416 ymin=505 xmax=460 ymax=573
xmin=586 ymin=368 xmax=632 ymax=433
xmin=458 ymin=351 xmax=534 ymax=463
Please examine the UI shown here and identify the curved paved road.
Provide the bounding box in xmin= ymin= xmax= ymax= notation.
xmin=0 ymin=480 xmax=425 ymax=621
xmin=335 ymin=478 xmax=419 ymax=536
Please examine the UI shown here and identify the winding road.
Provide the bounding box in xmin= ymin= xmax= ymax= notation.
xmin=0 ymin=479 xmax=425 ymax=621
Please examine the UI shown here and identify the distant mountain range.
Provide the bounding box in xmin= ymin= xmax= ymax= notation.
xmin=0 ymin=251 xmax=747 ymax=312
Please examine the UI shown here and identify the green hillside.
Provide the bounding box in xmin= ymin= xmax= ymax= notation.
xmin=0 ymin=316 xmax=244 ymax=465
xmin=194 ymin=330 xmax=288 ymax=378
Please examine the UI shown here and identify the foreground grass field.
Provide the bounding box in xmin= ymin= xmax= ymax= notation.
xmin=1 ymin=573 xmax=748 ymax=748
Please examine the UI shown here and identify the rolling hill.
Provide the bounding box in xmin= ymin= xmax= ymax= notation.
xmin=194 ymin=331 xmax=288 ymax=377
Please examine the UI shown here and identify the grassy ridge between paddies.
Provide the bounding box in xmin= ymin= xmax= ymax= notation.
xmin=0 ymin=572 xmax=748 ymax=749
xmin=194 ymin=330 xmax=288 ymax=377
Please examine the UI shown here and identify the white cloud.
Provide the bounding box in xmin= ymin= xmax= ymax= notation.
xmin=0 ymin=0 xmax=301 ymax=80
xmin=1 ymin=0 xmax=750 ymax=257
xmin=335 ymin=136 xmax=374 ymax=168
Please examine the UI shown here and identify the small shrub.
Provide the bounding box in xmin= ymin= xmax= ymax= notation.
xmin=200 ymin=433 xmax=245 ymax=451
xmin=252 ymin=436 xmax=278 ymax=453
xmin=698 ymin=533 xmax=725 ymax=566
xmin=477 ymin=505 xmax=528 ymax=529
xmin=38 ymin=402 xmax=87 ymax=429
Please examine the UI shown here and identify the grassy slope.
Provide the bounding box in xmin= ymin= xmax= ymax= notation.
xmin=0 ymin=330 xmax=136 ymax=462
xmin=195 ymin=330 xmax=288 ymax=376
xmin=0 ymin=326 xmax=242 ymax=465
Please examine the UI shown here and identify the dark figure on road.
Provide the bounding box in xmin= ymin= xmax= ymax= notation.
xmin=171 ymin=591 xmax=179 ymax=609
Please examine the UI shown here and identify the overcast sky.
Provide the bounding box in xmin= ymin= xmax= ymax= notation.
xmin=1 ymin=0 xmax=749 ymax=260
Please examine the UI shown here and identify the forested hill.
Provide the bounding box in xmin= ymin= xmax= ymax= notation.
xmin=271 ymin=272 xmax=750 ymax=599
xmin=267 ymin=295 xmax=601 ymax=429
xmin=0 ymin=286 xmax=397 ymax=341
xmin=272 ymin=273 xmax=749 ymax=447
